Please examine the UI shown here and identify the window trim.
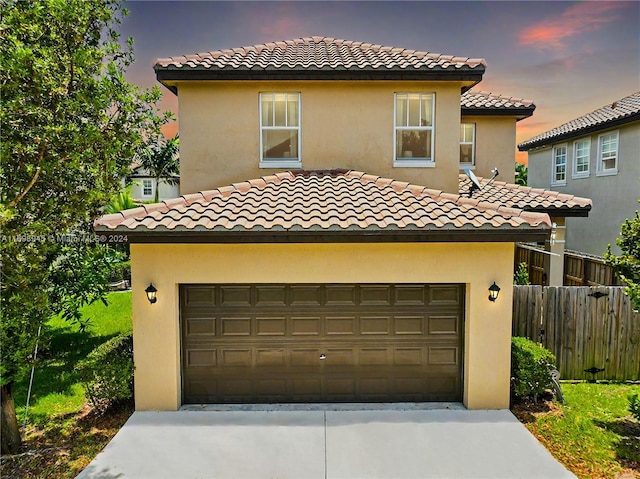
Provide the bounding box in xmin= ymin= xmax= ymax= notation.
xmin=393 ymin=92 xmax=435 ymax=168
xmin=142 ymin=179 xmax=154 ymax=198
xmin=571 ymin=138 xmax=591 ymax=179
xmin=459 ymin=122 xmax=476 ymax=168
xmin=551 ymin=144 xmax=567 ymax=186
xmin=596 ymin=130 xmax=619 ymax=176
xmin=259 ymin=92 xmax=302 ymax=169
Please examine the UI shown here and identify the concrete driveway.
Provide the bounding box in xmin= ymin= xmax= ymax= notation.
xmin=76 ymin=404 xmax=575 ymax=479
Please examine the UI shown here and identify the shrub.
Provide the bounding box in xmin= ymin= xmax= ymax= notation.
xmin=630 ymin=394 xmax=640 ymax=421
xmin=511 ymin=336 xmax=556 ymax=402
xmin=514 ymin=262 xmax=530 ymax=285
xmin=78 ymin=333 xmax=134 ymax=413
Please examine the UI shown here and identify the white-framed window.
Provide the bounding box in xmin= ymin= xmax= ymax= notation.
xmin=259 ymin=92 xmax=301 ymax=168
xmin=552 ymin=145 xmax=567 ymax=185
xmin=597 ymin=131 xmax=618 ymax=175
xmin=572 ymin=139 xmax=590 ymax=178
xmin=460 ymin=123 xmax=475 ymax=167
xmin=142 ymin=179 xmax=154 ymax=197
xmin=394 ymin=92 xmax=435 ymax=167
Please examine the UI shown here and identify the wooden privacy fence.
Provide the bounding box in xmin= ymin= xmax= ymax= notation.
xmin=513 ymin=285 xmax=640 ymax=380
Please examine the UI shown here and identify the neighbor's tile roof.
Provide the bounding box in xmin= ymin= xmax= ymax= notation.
xmin=95 ymin=170 xmax=549 ymax=240
xmin=461 ymin=90 xmax=535 ymax=117
xmin=154 ymin=36 xmax=486 ymax=73
xmin=459 ymin=175 xmax=592 ymax=217
xmin=519 ymin=91 xmax=640 ymax=150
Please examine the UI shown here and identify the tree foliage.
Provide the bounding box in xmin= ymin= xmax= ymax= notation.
xmin=0 ymin=0 xmax=166 ymax=453
xmin=515 ymin=162 xmax=528 ymax=186
xmin=605 ymin=207 xmax=640 ymax=311
xmin=137 ymin=134 xmax=180 ymax=202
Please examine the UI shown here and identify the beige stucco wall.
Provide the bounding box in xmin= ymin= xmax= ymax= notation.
xmin=131 ymin=242 xmax=515 ymax=411
xmin=178 ymin=81 xmax=463 ymax=194
xmin=461 ymin=116 xmax=517 ymax=183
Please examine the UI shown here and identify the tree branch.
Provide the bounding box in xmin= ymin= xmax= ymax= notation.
xmin=9 ymin=143 xmax=46 ymax=208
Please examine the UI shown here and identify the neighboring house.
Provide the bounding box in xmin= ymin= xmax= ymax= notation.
xmin=128 ymin=165 xmax=180 ymax=202
xmin=95 ymin=37 xmax=587 ymax=411
xmin=519 ymin=91 xmax=640 ymax=258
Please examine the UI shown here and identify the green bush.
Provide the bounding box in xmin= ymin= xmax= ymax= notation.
xmin=511 ymin=336 xmax=556 ymax=402
xmin=629 ymin=394 xmax=640 ymax=421
xmin=78 ymin=333 xmax=134 ymax=412
xmin=514 ymin=262 xmax=530 ymax=285
xmin=108 ymin=260 xmax=131 ymax=283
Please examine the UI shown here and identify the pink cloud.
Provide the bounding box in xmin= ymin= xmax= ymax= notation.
xmin=518 ymin=1 xmax=629 ymax=49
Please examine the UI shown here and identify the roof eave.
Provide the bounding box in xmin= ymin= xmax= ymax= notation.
xmin=524 ymin=206 xmax=591 ymax=218
xmin=518 ymin=113 xmax=640 ymax=151
xmin=461 ymin=106 xmax=535 ymax=120
xmin=94 ymin=228 xmax=549 ymax=244
xmin=155 ymin=67 xmax=485 ymax=94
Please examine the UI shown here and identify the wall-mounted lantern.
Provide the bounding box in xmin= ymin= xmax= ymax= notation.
xmin=488 ymin=282 xmax=500 ymax=302
xmin=145 ymin=283 xmax=158 ymax=304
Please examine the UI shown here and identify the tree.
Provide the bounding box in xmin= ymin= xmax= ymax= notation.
xmin=137 ymin=134 xmax=180 ymax=202
xmin=515 ymin=162 xmax=528 ymax=186
xmin=605 ymin=207 xmax=640 ymax=311
xmin=1 ymin=0 xmax=166 ymax=453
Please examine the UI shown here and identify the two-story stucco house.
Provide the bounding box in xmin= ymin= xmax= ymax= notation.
xmin=520 ymin=91 xmax=640 ymax=258
xmin=95 ymin=37 xmax=592 ymax=411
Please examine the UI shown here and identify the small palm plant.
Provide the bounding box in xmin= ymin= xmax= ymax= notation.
xmin=104 ymin=186 xmax=137 ymax=214
xmin=138 ymin=134 xmax=180 ymax=202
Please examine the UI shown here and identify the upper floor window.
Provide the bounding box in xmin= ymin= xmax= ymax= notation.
xmin=552 ymin=145 xmax=567 ymax=186
xmin=142 ymin=179 xmax=154 ymax=197
xmin=394 ymin=93 xmax=434 ymax=167
xmin=460 ymin=123 xmax=475 ymax=167
xmin=260 ymin=92 xmax=301 ymax=168
xmin=597 ymin=131 xmax=618 ymax=175
xmin=572 ymin=139 xmax=590 ymax=178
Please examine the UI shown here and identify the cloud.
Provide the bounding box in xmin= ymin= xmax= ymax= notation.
xmin=518 ymin=1 xmax=629 ymax=50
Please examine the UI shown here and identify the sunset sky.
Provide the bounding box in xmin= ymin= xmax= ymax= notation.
xmin=118 ymin=0 xmax=640 ymax=163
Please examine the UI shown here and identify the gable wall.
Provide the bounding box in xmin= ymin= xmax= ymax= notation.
xmin=178 ymin=81 xmax=470 ymax=193
xmin=461 ymin=115 xmax=517 ymax=183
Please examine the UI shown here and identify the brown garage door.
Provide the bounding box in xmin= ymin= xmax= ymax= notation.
xmin=181 ymin=284 xmax=464 ymax=403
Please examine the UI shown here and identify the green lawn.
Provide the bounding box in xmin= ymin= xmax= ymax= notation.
xmin=14 ymin=291 xmax=132 ymax=429
xmin=519 ymin=382 xmax=640 ymax=479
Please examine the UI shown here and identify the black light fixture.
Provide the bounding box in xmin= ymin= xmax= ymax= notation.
xmin=145 ymin=283 xmax=157 ymax=304
xmin=488 ymin=282 xmax=500 ymax=302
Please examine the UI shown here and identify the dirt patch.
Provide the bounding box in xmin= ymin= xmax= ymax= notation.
xmin=0 ymin=402 xmax=133 ymax=479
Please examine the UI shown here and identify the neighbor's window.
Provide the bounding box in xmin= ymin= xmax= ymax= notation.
xmin=597 ymin=131 xmax=618 ymax=175
xmin=142 ymin=179 xmax=153 ymax=197
xmin=552 ymin=145 xmax=567 ymax=185
xmin=573 ymin=139 xmax=590 ymax=178
xmin=460 ymin=123 xmax=475 ymax=166
xmin=260 ymin=92 xmax=301 ymax=167
xmin=394 ymin=93 xmax=434 ymax=166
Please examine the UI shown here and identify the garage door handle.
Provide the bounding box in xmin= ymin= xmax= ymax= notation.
xmin=319 ymin=354 xmax=326 ymax=360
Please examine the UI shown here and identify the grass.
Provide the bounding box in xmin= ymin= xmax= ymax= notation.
xmin=515 ymin=382 xmax=640 ymax=479
xmin=1 ymin=291 xmax=133 ymax=479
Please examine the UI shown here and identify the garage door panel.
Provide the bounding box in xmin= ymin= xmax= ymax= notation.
xmin=428 ymin=315 xmax=459 ymax=335
xmin=395 ymin=315 xmax=425 ymax=335
xmin=185 ymin=318 xmax=217 ymax=336
xmin=221 ymin=317 xmax=251 ymax=336
xmin=326 ymin=316 xmax=356 ymax=335
xmin=428 ymin=347 xmax=459 ymax=366
xmin=220 ymin=285 xmax=252 ymax=306
xmin=360 ymin=316 xmax=391 ymax=335
xmin=256 ymin=316 xmax=286 ymax=336
xmin=181 ymin=284 xmax=463 ymax=404
xmin=291 ymin=316 xmax=321 ymax=335
xmin=428 ymin=285 xmax=461 ymax=305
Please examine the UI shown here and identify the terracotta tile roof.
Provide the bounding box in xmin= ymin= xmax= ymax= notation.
xmin=461 ymin=90 xmax=535 ymax=118
xmin=519 ymin=91 xmax=640 ymax=150
xmin=459 ymin=175 xmax=592 ymax=217
xmin=154 ymin=37 xmax=486 ymax=84
xmin=95 ymin=170 xmax=550 ymax=242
